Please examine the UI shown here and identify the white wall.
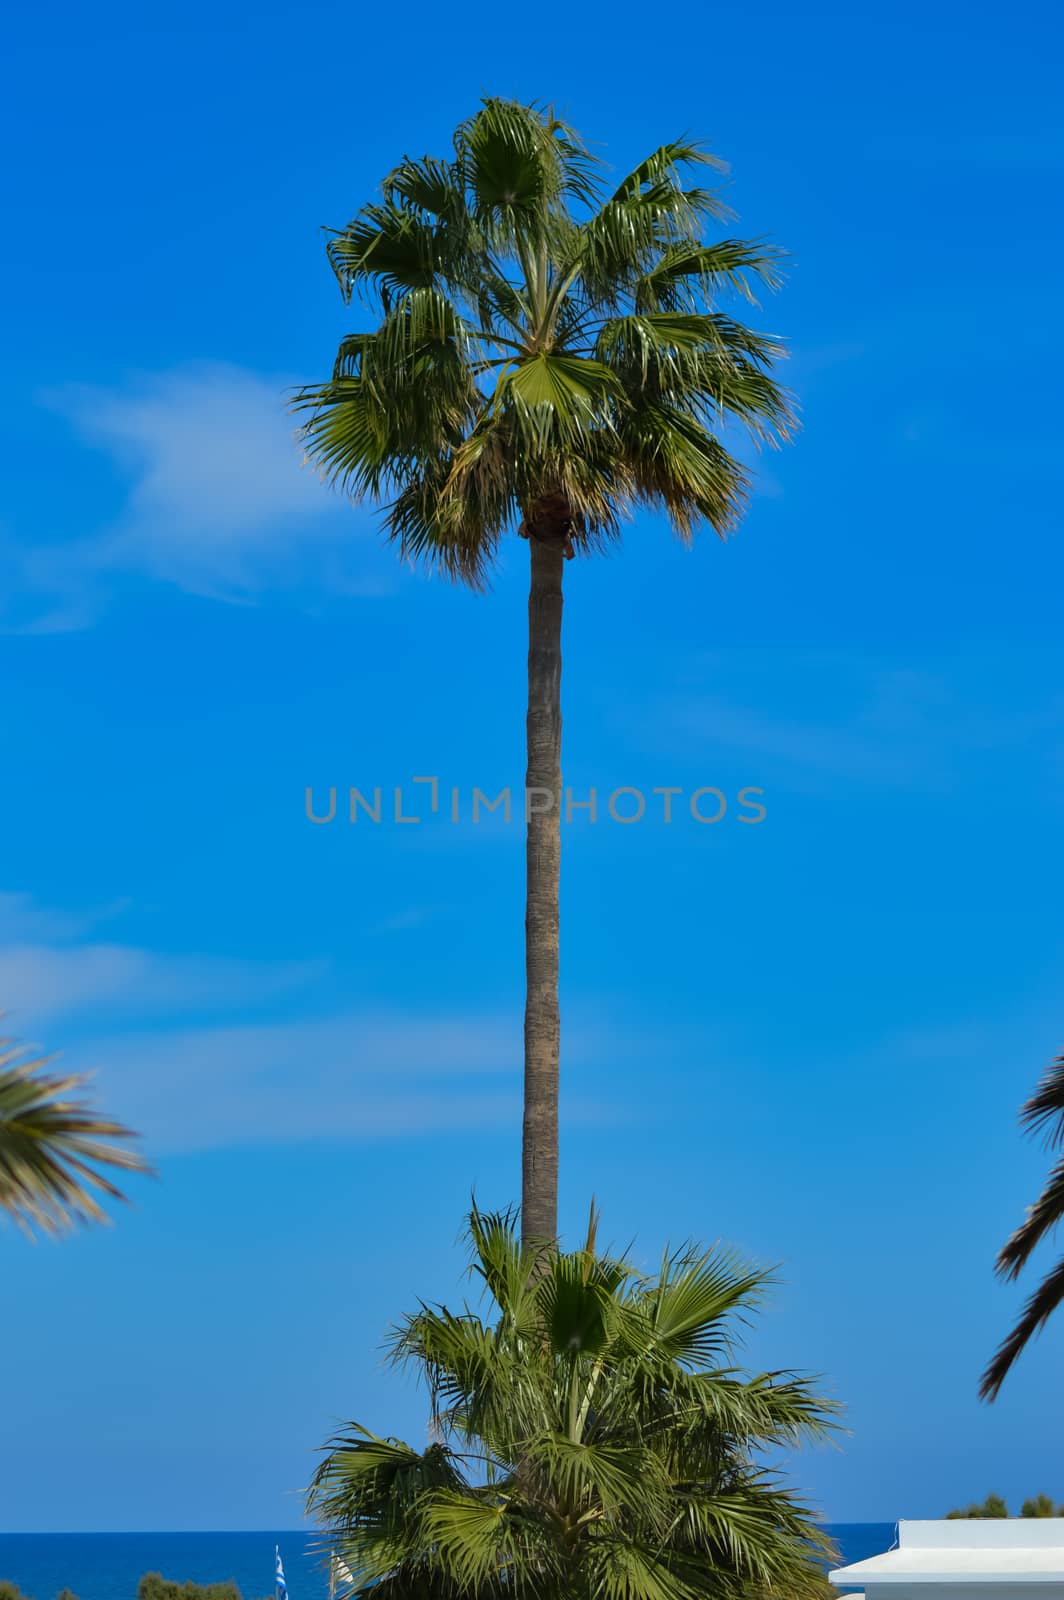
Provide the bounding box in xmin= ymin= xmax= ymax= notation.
xmin=868 ymin=1586 xmax=1064 ymax=1600
xmin=900 ymin=1524 xmax=1064 ymax=1551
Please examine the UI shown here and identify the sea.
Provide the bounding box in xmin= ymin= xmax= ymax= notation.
xmin=0 ymin=1525 xmax=896 ymax=1600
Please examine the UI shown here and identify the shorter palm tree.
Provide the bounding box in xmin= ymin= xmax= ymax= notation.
xmin=982 ymin=1047 xmax=1064 ymax=1399
xmin=0 ymin=1034 xmax=151 ymax=1237
xmin=311 ymin=1207 xmax=838 ymax=1600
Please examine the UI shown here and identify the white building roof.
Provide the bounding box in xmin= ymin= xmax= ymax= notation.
xmin=831 ymin=1521 xmax=1064 ymax=1586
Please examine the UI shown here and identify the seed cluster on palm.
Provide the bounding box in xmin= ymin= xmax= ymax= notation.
xmin=310 ymin=1209 xmax=837 ymax=1600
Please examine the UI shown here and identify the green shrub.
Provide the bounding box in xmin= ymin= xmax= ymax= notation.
xmin=137 ymin=1576 xmax=243 ymax=1600
xmin=947 ymin=1493 xmax=1064 ymax=1519
xmin=1021 ymin=1494 xmax=1064 ymax=1518
xmin=947 ymin=1494 xmax=1009 ymax=1518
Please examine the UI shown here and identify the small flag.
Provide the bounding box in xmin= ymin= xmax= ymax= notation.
xmin=275 ymin=1547 xmax=288 ymax=1600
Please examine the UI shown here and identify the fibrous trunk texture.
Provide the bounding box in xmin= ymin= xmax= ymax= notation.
xmin=522 ymin=530 xmax=564 ymax=1250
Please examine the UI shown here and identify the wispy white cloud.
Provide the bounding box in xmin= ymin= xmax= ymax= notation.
xmin=3 ymin=364 xmax=389 ymax=630
xmin=0 ymin=941 xmax=323 ymax=1029
xmin=85 ymin=1007 xmax=628 ymax=1152
xmin=640 ymin=653 xmax=1064 ymax=792
xmin=0 ymin=894 xmax=518 ymax=1149
xmin=0 ymin=524 xmax=103 ymax=635
xmin=53 ymin=364 xmax=357 ymax=594
xmin=0 ymin=942 xmax=151 ymax=1025
xmin=0 ymin=891 xmax=623 ymax=1152
xmin=663 ymin=680 xmax=933 ymax=785
xmin=0 ymin=891 xmax=131 ymax=944
xmin=0 ymin=890 xmax=322 ymax=1030
xmin=371 ymin=905 xmax=444 ymax=934
xmin=84 ymin=1011 xmax=524 ymax=1151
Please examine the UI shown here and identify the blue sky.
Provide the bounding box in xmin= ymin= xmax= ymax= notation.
xmin=2 ymin=0 xmax=1064 ymax=1536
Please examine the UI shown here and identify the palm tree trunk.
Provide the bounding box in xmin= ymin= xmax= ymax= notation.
xmin=522 ymin=534 xmax=564 ymax=1249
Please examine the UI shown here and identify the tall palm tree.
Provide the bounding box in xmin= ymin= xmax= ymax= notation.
xmin=310 ymin=1207 xmax=837 ymax=1600
xmin=981 ymin=1046 xmax=1064 ymax=1399
xmin=295 ymin=100 xmax=792 ymax=1248
xmin=0 ymin=1035 xmax=150 ymax=1237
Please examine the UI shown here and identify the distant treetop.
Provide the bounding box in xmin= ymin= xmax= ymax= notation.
xmin=1022 ymin=1494 xmax=1064 ymax=1518
xmin=946 ymin=1493 xmax=1064 ymax=1518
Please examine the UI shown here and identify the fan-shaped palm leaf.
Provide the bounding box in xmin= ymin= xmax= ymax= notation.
xmin=0 ymin=1037 xmax=151 ymax=1237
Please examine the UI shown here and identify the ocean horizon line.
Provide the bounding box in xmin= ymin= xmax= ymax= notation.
xmin=0 ymin=1519 xmax=895 ymax=1536
xmin=0 ymin=1523 xmax=897 ymax=1600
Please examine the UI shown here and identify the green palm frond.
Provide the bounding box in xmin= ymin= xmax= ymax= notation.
xmin=982 ymin=1255 xmax=1064 ymax=1403
xmin=623 ymin=1245 xmax=770 ymax=1369
xmin=465 ymin=1201 xmax=548 ymax=1335
xmin=1020 ymin=1047 xmax=1064 ymax=1146
xmin=383 ymin=155 xmax=468 ymax=224
xmin=618 ymin=404 xmax=751 ymax=541
xmin=326 ymin=203 xmax=442 ymax=305
xmin=581 ymin=1534 xmax=701 ymax=1600
xmin=634 ymin=242 xmax=785 ymax=313
xmin=982 ymin=1047 xmax=1064 ymax=1399
xmin=458 ymin=100 xmax=565 ymax=233
xmin=609 ymin=139 xmax=728 ymax=197
xmin=419 ymin=1490 xmax=531 ymax=1590
xmin=502 ymin=352 xmax=626 ymax=449
xmin=295 ymin=97 xmax=792 ymax=581
xmin=457 ymin=98 xmax=600 ymax=218
xmin=310 ymin=1209 xmax=838 ymax=1600
xmin=0 ymin=1038 xmax=152 ymax=1237
xmin=996 ymin=1153 xmax=1064 ymax=1283
xmin=671 ymin=1367 xmax=842 ymax=1448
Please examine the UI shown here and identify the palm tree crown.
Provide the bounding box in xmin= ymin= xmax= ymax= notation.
xmin=310 ymin=1208 xmax=837 ymax=1600
xmin=982 ymin=1046 xmax=1064 ymax=1399
xmin=0 ymin=1036 xmax=150 ymax=1237
xmin=295 ymin=97 xmax=792 ymax=582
